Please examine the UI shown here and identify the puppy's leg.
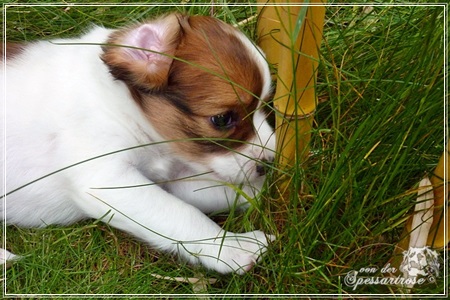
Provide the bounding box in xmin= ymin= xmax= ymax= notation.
xmin=163 ymin=176 xmax=256 ymax=214
xmin=161 ymin=165 xmax=267 ymax=214
xmin=74 ymin=165 xmax=272 ymax=274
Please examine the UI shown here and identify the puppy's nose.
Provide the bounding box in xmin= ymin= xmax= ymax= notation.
xmin=256 ymin=158 xmax=273 ymax=176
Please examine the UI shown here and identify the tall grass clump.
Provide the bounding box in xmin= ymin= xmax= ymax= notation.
xmin=265 ymin=3 xmax=446 ymax=295
xmin=2 ymin=2 xmax=446 ymax=297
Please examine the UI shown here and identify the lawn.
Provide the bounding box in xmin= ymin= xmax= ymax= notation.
xmin=2 ymin=0 xmax=447 ymax=297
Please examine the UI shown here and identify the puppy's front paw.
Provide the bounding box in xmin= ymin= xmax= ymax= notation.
xmin=199 ymin=230 xmax=274 ymax=274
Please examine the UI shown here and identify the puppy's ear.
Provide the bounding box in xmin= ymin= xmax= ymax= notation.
xmin=102 ymin=13 xmax=182 ymax=90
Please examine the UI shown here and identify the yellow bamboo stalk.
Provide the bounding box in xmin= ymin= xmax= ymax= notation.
xmin=406 ymin=142 xmax=449 ymax=249
xmin=391 ymin=141 xmax=449 ymax=271
xmin=427 ymin=141 xmax=449 ymax=248
xmin=257 ymin=1 xmax=326 ymax=195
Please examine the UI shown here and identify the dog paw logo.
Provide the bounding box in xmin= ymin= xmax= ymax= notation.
xmin=399 ymin=246 xmax=440 ymax=284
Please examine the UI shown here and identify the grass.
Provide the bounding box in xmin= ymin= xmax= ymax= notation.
xmin=2 ymin=0 xmax=447 ymax=297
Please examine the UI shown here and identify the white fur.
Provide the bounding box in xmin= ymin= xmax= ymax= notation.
xmin=1 ymin=23 xmax=275 ymax=274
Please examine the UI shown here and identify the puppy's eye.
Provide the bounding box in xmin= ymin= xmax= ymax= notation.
xmin=210 ymin=112 xmax=236 ymax=130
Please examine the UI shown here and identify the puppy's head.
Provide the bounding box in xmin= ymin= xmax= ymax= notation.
xmin=102 ymin=13 xmax=275 ymax=184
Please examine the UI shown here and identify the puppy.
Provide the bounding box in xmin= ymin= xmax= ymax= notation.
xmin=1 ymin=13 xmax=275 ymax=274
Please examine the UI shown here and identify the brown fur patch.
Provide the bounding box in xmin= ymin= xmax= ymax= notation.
xmin=1 ymin=43 xmax=25 ymax=61
xmin=102 ymin=14 xmax=264 ymax=162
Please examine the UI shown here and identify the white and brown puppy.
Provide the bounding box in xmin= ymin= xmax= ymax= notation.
xmin=0 ymin=13 xmax=275 ymax=274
